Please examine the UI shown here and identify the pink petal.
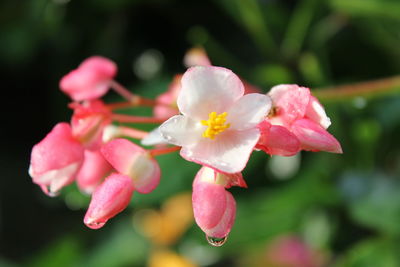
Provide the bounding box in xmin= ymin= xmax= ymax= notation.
xmin=291 ymin=119 xmax=342 ymax=153
xmin=30 ymin=162 xmax=81 ymax=196
xmin=177 ymin=66 xmax=244 ymax=120
xmin=101 ymin=139 xmax=161 ymax=193
xmin=159 ymin=115 xmax=203 ymax=147
xmin=60 ymin=56 xmax=116 ymax=101
xmin=192 ymin=167 xmax=227 ymax=229
xmin=29 ymin=123 xmax=84 ymax=195
xmin=76 ymin=150 xmax=113 ymax=194
xmin=257 ymin=121 xmax=300 ymax=156
xmin=180 ymin=128 xmax=260 ymax=173
xmin=84 ymin=173 xmax=134 ymax=229
xmin=306 ymin=95 xmax=331 ymax=129
xmin=204 ymin=190 xmax=236 ymax=238
xmin=227 ymin=93 xmax=271 ymax=130
xmin=268 ymin=84 xmax=310 ymax=125
xmin=79 ymin=56 xmax=117 ymax=78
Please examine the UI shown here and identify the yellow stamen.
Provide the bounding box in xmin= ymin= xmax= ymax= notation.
xmin=201 ymin=111 xmax=230 ymax=139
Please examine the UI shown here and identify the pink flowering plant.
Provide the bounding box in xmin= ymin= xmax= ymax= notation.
xmin=29 ymin=50 xmax=342 ymax=246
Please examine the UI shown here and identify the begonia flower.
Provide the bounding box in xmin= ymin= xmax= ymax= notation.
xmin=70 ymin=100 xmax=111 ymax=150
xmin=84 ymin=173 xmax=134 ymax=229
xmin=192 ymin=166 xmax=238 ymax=239
xmin=29 ymin=123 xmax=84 ymax=196
xmin=159 ymin=66 xmax=271 ymax=173
xmin=76 ymin=149 xmax=113 ymax=194
xmin=60 ymin=56 xmax=117 ymax=101
xmin=263 ymin=84 xmax=342 ymax=154
xmin=101 ymin=138 xmax=161 ymax=194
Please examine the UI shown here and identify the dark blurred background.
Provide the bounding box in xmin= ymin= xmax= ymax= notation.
xmin=1 ymin=0 xmax=400 ymax=266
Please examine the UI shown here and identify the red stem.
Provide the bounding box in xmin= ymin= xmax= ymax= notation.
xmin=118 ymin=126 xmax=148 ymax=140
xmin=112 ymin=114 xmax=166 ymax=124
xmin=148 ymin=146 xmax=181 ymax=157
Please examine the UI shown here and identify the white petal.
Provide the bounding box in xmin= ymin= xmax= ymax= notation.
xmin=227 ymin=93 xmax=271 ymax=130
xmin=159 ymin=115 xmax=204 ymax=146
xmin=177 ymin=66 xmax=244 ymax=120
xmin=141 ymin=127 xmax=168 ymax=146
xmin=306 ymin=96 xmax=331 ymax=129
xmin=180 ymin=128 xmax=260 ymax=173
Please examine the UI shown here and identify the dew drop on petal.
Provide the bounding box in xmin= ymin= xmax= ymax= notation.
xmin=206 ymin=235 xmax=228 ymax=247
xmin=86 ymin=221 xmax=106 ymax=229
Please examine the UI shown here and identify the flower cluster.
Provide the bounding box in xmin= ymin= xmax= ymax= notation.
xmin=29 ymin=50 xmax=341 ymax=245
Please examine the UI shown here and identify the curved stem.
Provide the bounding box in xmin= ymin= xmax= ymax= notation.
xmin=148 ymin=146 xmax=181 ymax=157
xmin=117 ymin=126 xmax=148 ymax=140
xmin=313 ymin=75 xmax=400 ymax=102
xmin=112 ymin=114 xmax=166 ymax=124
xmin=110 ymin=80 xmax=137 ymax=102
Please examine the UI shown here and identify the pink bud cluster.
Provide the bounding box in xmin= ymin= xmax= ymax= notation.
xmin=29 ymin=50 xmax=342 ymax=244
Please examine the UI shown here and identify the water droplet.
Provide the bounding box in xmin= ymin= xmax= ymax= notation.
xmin=206 ymin=235 xmax=228 ymax=247
xmin=86 ymin=221 xmax=106 ymax=229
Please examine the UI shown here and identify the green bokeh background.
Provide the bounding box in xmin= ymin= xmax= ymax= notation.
xmin=1 ymin=0 xmax=400 ymax=266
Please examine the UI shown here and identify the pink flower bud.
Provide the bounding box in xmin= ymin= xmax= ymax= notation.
xmin=256 ymin=120 xmax=301 ymax=156
xmin=70 ymin=100 xmax=111 ymax=150
xmin=60 ymin=56 xmax=117 ymax=101
xmin=84 ymin=173 xmax=134 ymax=229
xmin=192 ymin=167 xmax=236 ymax=239
xmin=29 ymin=123 xmax=84 ymax=196
xmin=101 ymin=138 xmax=161 ymax=194
xmin=291 ymin=119 xmax=342 ymax=153
xmin=76 ymin=149 xmax=113 ymax=194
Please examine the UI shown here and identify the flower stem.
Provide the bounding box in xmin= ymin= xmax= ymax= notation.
xmin=110 ymin=80 xmax=137 ymax=102
xmin=112 ymin=114 xmax=166 ymax=124
xmin=148 ymin=146 xmax=181 ymax=157
xmin=117 ymin=126 xmax=148 ymax=140
xmin=313 ymin=75 xmax=400 ymax=102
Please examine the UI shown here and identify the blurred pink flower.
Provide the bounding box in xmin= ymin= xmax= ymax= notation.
xmin=29 ymin=123 xmax=84 ymax=196
xmin=159 ymin=66 xmax=271 ymax=173
xmin=101 ymin=138 xmax=161 ymax=194
xmin=84 ymin=173 xmax=134 ymax=229
xmin=60 ymin=56 xmax=117 ymax=101
xmin=266 ymin=236 xmax=324 ymax=267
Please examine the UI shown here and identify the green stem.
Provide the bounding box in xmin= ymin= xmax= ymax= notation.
xmin=313 ymin=75 xmax=400 ymax=102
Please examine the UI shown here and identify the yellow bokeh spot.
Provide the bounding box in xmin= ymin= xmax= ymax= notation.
xmin=201 ymin=111 xmax=230 ymax=139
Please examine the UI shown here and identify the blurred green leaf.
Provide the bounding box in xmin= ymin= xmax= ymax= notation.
xmin=336 ymin=238 xmax=400 ymax=267
xmin=329 ymin=0 xmax=400 ymax=20
xmin=78 ymin=219 xmax=148 ymax=267
xmin=340 ymin=172 xmax=400 ymax=235
xmin=28 ymin=236 xmax=82 ymax=267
